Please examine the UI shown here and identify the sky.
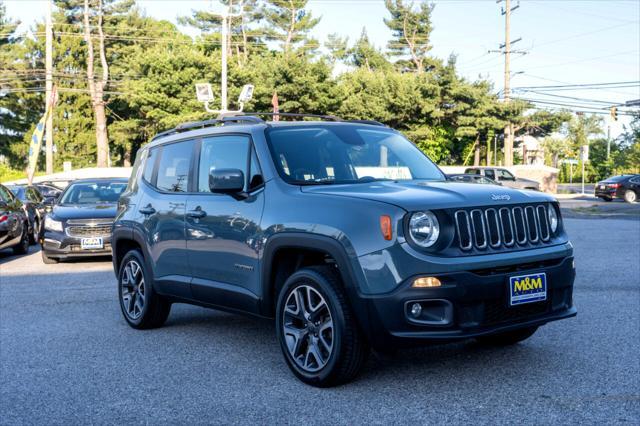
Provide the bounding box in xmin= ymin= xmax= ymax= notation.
xmin=4 ymin=0 xmax=640 ymax=136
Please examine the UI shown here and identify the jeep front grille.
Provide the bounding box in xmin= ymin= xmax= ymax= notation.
xmin=454 ymin=204 xmax=551 ymax=251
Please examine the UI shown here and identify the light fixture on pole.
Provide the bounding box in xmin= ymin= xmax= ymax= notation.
xmin=195 ymin=83 xmax=254 ymax=116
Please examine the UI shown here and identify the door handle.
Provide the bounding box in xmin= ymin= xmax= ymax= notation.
xmin=187 ymin=207 xmax=207 ymax=219
xmin=139 ymin=205 xmax=156 ymax=215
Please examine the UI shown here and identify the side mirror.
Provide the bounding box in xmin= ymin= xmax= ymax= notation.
xmin=209 ymin=168 xmax=245 ymax=195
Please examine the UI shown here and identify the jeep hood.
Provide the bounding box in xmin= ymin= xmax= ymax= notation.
xmin=300 ymin=180 xmax=554 ymax=211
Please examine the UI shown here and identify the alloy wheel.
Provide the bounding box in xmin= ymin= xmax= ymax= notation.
xmin=120 ymin=260 xmax=146 ymax=320
xmin=282 ymin=285 xmax=334 ymax=373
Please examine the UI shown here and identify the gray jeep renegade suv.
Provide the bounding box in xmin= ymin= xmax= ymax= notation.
xmin=112 ymin=114 xmax=576 ymax=387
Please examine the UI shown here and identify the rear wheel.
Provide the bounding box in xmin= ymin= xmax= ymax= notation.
xmin=624 ymin=190 xmax=637 ymax=203
xmin=12 ymin=225 xmax=29 ymax=255
xmin=118 ymin=249 xmax=171 ymax=329
xmin=276 ymin=265 xmax=369 ymax=387
xmin=599 ymin=196 xmax=612 ymax=202
xmin=476 ymin=326 xmax=538 ymax=346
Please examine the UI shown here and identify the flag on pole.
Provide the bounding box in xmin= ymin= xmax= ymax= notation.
xmin=271 ymin=91 xmax=279 ymax=122
xmin=26 ymin=86 xmax=57 ymax=184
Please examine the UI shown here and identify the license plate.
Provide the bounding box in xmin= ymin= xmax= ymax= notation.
xmin=81 ymin=237 xmax=103 ymax=250
xmin=509 ymin=272 xmax=547 ymax=306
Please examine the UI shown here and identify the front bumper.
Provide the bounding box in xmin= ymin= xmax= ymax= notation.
xmin=360 ymin=255 xmax=575 ymax=348
xmin=41 ymin=230 xmax=112 ymax=259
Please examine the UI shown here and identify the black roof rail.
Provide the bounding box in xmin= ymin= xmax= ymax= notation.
xmin=347 ymin=119 xmax=387 ymax=127
xmin=150 ymin=112 xmax=382 ymax=142
xmin=151 ymin=115 xmax=265 ymax=141
xmin=242 ymin=112 xmax=342 ymax=121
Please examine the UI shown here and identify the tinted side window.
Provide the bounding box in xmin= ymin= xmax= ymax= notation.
xmin=0 ymin=185 xmax=11 ymax=202
xmin=198 ymin=135 xmax=250 ymax=193
xmin=498 ymin=169 xmax=514 ymax=180
xmin=156 ymin=140 xmax=194 ymax=193
xmin=484 ymin=169 xmax=496 ymax=180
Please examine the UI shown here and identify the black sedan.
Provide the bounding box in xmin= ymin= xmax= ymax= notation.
xmin=34 ymin=182 xmax=63 ymax=201
xmin=0 ymin=184 xmax=29 ymax=255
xmin=7 ymin=185 xmax=48 ymax=244
xmin=41 ymin=178 xmax=127 ymax=264
xmin=595 ymin=174 xmax=640 ymax=203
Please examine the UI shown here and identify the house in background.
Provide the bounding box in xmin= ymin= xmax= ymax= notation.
xmin=515 ymin=135 xmax=545 ymax=166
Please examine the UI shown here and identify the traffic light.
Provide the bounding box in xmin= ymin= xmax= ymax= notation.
xmin=610 ymin=106 xmax=618 ymax=121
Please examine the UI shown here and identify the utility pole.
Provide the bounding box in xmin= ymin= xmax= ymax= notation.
xmin=45 ymin=0 xmax=54 ymax=174
xmin=493 ymin=0 xmax=523 ymax=167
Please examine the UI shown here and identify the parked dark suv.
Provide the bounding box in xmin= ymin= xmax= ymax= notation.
xmin=113 ymin=115 xmax=576 ymax=387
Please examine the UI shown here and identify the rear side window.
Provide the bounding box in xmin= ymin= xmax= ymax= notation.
xmin=484 ymin=169 xmax=496 ymax=180
xmin=143 ymin=148 xmax=157 ymax=184
xmin=198 ymin=135 xmax=250 ymax=192
xmin=127 ymin=148 xmax=147 ymax=192
xmin=465 ymin=169 xmax=480 ymax=175
xmin=156 ymin=140 xmax=194 ymax=193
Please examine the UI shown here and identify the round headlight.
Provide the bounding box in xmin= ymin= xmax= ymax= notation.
xmin=548 ymin=204 xmax=558 ymax=234
xmin=409 ymin=211 xmax=440 ymax=248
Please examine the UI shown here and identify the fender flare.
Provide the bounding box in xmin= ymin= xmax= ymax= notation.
xmin=112 ymin=225 xmax=153 ymax=280
xmin=260 ymin=232 xmax=372 ymax=333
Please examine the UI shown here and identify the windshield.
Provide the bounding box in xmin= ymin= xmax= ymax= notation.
xmin=266 ymin=126 xmax=445 ymax=184
xmin=59 ymin=181 xmax=126 ymax=204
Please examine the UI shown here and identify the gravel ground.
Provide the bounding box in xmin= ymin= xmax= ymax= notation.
xmin=1 ymin=218 xmax=638 ymax=425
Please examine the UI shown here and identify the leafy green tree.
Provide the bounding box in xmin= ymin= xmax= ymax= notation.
xmin=263 ymin=0 xmax=320 ymax=53
xmin=384 ymin=0 xmax=435 ymax=73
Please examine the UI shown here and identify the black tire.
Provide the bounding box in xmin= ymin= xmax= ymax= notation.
xmin=29 ymin=219 xmax=39 ymax=245
xmin=41 ymin=250 xmax=59 ymax=264
xmin=624 ymin=190 xmax=637 ymax=203
xmin=276 ymin=265 xmax=369 ymax=387
xmin=476 ymin=326 xmax=539 ymax=346
xmin=12 ymin=225 xmax=29 ymax=255
xmin=118 ymin=249 xmax=171 ymax=329
xmin=600 ymin=197 xmax=612 ymax=202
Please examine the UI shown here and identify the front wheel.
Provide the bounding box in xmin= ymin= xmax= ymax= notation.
xmin=276 ymin=265 xmax=369 ymax=387
xmin=12 ymin=225 xmax=29 ymax=255
xmin=118 ymin=249 xmax=171 ymax=329
xmin=624 ymin=190 xmax=637 ymax=203
xmin=476 ymin=326 xmax=539 ymax=346
xmin=29 ymin=219 xmax=39 ymax=245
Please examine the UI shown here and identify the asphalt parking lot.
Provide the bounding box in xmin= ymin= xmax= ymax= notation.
xmin=1 ymin=218 xmax=639 ymax=424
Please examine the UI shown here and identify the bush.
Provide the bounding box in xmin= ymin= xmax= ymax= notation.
xmin=0 ymin=164 xmax=26 ymax=183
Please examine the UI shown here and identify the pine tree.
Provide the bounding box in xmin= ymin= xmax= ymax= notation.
xmin=179 ymin=0 xmax=264 ymax=66
xmin=263 ymin=0 xmax=320 ymax=53
xmin=383 ymin=0 xmax=435 ymax=73
xmin=348 ymin=28 xmax=391 ymax=72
